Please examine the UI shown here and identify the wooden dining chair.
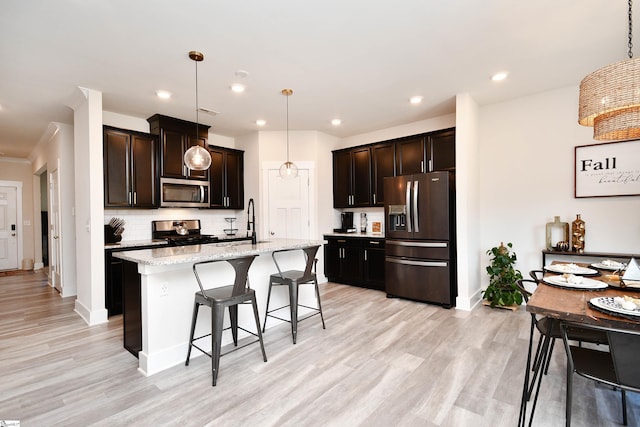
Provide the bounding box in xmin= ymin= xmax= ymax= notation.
xmin=560 ymin=321 xmax=640 ymax=426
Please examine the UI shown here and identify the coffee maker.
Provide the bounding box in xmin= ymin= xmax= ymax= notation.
xmin=334 ymin=212 xmax=356 ymax=233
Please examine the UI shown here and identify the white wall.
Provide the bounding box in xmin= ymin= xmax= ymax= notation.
xmin=478 ymin=85 xmax=640 ymax=288
xmin=30 ymin=122 xmax=77 ymax=295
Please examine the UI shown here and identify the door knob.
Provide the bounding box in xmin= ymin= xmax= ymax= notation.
xmin=270 ymin=231 xmax=275 ymax=236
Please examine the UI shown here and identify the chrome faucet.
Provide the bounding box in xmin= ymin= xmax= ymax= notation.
xmin=247 ymin=198 xmax=256 ymax=244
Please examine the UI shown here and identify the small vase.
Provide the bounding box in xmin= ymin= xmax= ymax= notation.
xmin=571 ymin=214 xmax=586 ymax=253
xmin=360 ymin=213 xmax=367 ymax=233
xmin=545 ymin=216 xmax=569 ymax=251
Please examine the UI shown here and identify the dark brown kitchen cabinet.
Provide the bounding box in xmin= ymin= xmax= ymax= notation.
xmin=332 ymin=147 xmax=371 ymax=208
xmin=147 ymin=114 xmax=210 ymax=181
xmin=209 ymin=146 xmax=244 ymax=209
xmin=324 ymin=236 xmax=385 ymax=290
xmin=363 ymin=239 xmax=385 ymax=290
xmin=395 ymin=135 xmax=426 ymax=175
xmin=103 ymin=126 xmax=158 ymax=208
xmin=324 ymin=237 xmax=363 ymax=283
xmin=371 ymin=142 xmax=395 ymax=207
xmin=426 ymin=128 xmax=455 ymax=171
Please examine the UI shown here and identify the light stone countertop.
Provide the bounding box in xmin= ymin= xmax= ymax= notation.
xmin=113 ymin=238 xmax=324 ymax=266
xmin=105 ymin=239 xmax=168 ymax=250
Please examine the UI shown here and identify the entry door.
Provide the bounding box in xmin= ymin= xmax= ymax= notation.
xmin=266 ymin=168 xmax=310 ymax=239
xmin=0 ymin=186 xmax=18 ymax=271
xmin=50 ymin=169 xmax=62 ymax=292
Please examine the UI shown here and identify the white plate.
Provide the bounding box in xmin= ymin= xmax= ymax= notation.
xmin=544 ymin=264 xmax=598 ymax=275
xmin=590 ymin=296 xmax=640 ymax=317
xmin=543 ymin=275 xmax=608 ymax=290
xmin=591 ymin=261 xmax=626 ymax=271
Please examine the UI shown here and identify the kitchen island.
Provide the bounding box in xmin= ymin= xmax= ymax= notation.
xmin=114 ymin=238 xmax=324 ymax=376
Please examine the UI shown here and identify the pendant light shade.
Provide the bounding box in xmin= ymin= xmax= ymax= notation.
xmin=184 ymin=145 xmax=211 ymax=170
xmin=279 ymin=88 xmax=298 ymax=179
xmin=184 ymin=50 xmax=212 ymax=171
xmin=578 ymin=0 xmax=640 ymax=141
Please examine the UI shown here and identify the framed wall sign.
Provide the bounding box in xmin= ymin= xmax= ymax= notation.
xmin=574 ymin=139 xmax=640 ymax=198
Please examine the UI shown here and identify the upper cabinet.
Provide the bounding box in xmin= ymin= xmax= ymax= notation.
xmin=395 ymin=135 xmax=425 ymax=175
xmin=147 ymin=114 xmax=210 ymax=181
xmin=426 ymin=128 xmax=455 ymax=172
xmin=103 ymin=126 xmax=158 ymax=208
xmin=209 ymin=146 xmax=244 ymax=209
xmin=371 ymin=141 xmax=396 ymax=206
xmin=332 ymin=128 xmax=455 ymax=208
xmin=333 ymin=146 xmax=371 ymax=208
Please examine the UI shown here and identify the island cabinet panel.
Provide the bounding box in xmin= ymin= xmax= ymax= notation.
xmin=103 ymin=126 xmax=158 ymax=208
xmin=147 ymin=114 xmax=210 ymax=181
xmin=324 ymin=236 xmax=384 ymax=290
xmin=209 ymin=146 xmax=244 ymax=209
xmin=371 ymin=141 xmax=395 ymax=207
xmin=122 ymin=260 xmax=142 ymax=357
xmin=332 ymin=147 xmax=371 ymax=208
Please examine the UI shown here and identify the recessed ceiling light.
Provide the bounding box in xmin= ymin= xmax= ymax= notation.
xmin=256 ymin=119 xmax=266 ymax=126
xmin=491 ymin=71 xmax=509 ymax=82
xmin=231 ymin=83 xmax=245 ymax=93
xmin=235 ymin=70 xmax=250 ymax=78
xmin=156 ymin=90 xmax=172 ymax=99
xmin=331 ymin=119 xmax=342 ymax=126
xmin=409 ymin=96 xmax=423 ymax=104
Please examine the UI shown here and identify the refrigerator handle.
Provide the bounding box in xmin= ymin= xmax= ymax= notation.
xmin=405 ymin=181 xmax=412 ymax=232
xmin=413 ymin=180 xmax=419 ymax=233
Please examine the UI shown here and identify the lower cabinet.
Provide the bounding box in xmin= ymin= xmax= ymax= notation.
xmin=324 ymin=236 xmax=385 ymax=290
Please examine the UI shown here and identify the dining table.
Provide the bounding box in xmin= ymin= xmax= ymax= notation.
xmin=519 ymin=261 xmax=640 ymax=426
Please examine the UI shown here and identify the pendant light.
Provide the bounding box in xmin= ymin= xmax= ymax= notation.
xmin=183 ymin=51 xmax=212 ymax=171
xmin=279 ymin=88 xmax=298 ymax=179
xmin=578 ymin=0 xmax=640 ymax=141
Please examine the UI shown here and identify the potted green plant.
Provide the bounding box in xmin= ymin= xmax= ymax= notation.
xmin=483 ymin=242 xmax=524 ymax=308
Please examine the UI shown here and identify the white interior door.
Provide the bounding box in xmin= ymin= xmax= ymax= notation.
xmin=0 ymin=186 xmax=18 ymax=271
xmin=50 ymin=169 xmax=62 ymax=291
xmin=266 ymin=168 xmax=310 ymax=240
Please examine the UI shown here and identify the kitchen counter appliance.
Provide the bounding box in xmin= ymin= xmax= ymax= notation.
xmin=383 ymin=171 xmax=456 ymax=307
xmin=152 ymin=219 xmax=219 ymax=246
xmin=333 ymin=211 xmax=356 ymax=233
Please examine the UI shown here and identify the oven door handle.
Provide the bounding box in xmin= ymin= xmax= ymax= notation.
xmin=385 ymin=257 xmax=447 ymax=268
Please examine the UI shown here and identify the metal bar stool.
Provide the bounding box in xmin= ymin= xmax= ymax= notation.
xmin=262 ymin=245 xmax=325 ymax=344
xmin=185 ymin=255 xmax=267 ymax=386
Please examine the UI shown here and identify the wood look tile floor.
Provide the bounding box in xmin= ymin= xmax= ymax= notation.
xmin=0 ymin=270 xmax=638 ymax=426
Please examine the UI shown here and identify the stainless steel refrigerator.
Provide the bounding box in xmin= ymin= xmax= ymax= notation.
xmin=383 ymin=171 xmax=456 ymax=307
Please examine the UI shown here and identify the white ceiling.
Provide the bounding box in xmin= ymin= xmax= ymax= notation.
xmin=0 ymin=0 xmax=632 ymax=158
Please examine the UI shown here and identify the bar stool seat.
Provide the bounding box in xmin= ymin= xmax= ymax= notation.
xmin=185 ymin=255 xmax=267 ymax=386
xmin=262 ymin=245 xmax=325 ymax=344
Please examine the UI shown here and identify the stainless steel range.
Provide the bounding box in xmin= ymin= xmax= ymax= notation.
xmin=152 ymin=219 xmax=219 ymax=246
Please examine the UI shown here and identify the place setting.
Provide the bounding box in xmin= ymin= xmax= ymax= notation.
xmin=542 ymin=273 xmax=608 ymax=290
xmin=543 ymin=262 xmax=599 ymax=276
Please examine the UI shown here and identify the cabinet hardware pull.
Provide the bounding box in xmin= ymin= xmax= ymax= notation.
xmin=373 ymin=193 xmax=376 ymax=205
xmin=369 ymin=241 xmax=379 ymax=245
xmin=421 ymin=160 xmax=424 ymax=173
xmin=364 ymin=250 xmax=367 ymax=261
xmin=128 ymin=192 xmax=131 ymax=205
xmin=134 ymin=192 xmax=137 ymax=205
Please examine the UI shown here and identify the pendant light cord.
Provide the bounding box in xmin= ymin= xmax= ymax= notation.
xmin=195 ymin=58 xmax=200 ymax=138
xmin=629 ymin=0 xmax=634 ymax=59
xmin=286 ymin=93 xmax=290 ymax=163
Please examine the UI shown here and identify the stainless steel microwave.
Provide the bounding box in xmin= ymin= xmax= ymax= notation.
xmin=160 ymin=177 xmax=209 ymax=208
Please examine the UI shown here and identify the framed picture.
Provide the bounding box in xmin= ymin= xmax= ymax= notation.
xmin=574 ymin=139 xmax=640 ymax=198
